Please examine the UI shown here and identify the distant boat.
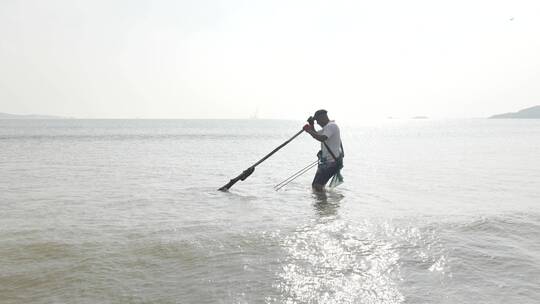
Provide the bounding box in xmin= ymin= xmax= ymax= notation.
xmin=489 ymin=105 xmax=540 ymax=119
xmin=250 ymin=107 xmax=259 ymax=119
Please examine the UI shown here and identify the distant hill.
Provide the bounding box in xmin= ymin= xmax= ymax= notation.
xmin=489 ymin=106 xmax=540 ymax=119
xmin=0 ymin=112 xmax=70 ymax=119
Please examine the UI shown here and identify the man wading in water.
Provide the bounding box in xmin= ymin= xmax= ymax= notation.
xmin=303 ymin=109 xmax=344 ymax=192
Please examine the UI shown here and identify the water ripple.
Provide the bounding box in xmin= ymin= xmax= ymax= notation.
xmin=274 ymin=217 xmax=405 ymax=304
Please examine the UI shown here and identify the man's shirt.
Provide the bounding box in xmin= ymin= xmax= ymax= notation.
xmin=317 ymin=121 xmax=342 ymax=162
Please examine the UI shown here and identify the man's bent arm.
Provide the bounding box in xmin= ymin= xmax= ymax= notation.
xmin=305 ymin=129 xmax=328 ymax=142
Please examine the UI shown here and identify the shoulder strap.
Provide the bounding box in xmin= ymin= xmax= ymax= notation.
xmin=322 ymin=124 xmax=344 ymax=161
xmin=322 ymin=141 xmax=339 ymax=162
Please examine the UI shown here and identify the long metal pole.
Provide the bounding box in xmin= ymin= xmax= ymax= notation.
xmin=218 ymin=129 xmax=304 ymax=191
xmin=273 ymin=159 xmax=318 ymax=191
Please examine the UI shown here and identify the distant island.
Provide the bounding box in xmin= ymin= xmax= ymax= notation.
xmin=0 ymin=112 xmax=71 ymax=119
xmin=489 ymin=105 xmax=540 ymax=119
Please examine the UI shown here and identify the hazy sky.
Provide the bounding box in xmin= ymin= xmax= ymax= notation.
xmin=1 ymin=0 xmax=539 ymax=119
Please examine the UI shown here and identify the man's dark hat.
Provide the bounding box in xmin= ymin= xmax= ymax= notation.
xmin=313 ymin=109 xmax=327 ymax=118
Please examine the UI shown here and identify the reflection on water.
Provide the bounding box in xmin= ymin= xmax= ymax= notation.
xmin=312 ymin=190 xmax=343 ymax=218
xmin=275 ymin=192 xmax=404 ymax=303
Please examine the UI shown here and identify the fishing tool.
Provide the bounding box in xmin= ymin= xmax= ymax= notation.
xmin=218 ymin=129 xmax=304 ymax=191
xmin=273 ymin=159 xmax=318 ymax=191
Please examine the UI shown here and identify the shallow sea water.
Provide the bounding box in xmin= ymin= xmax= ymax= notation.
xmin=1 ymin=119 xmax=539 ymax=303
